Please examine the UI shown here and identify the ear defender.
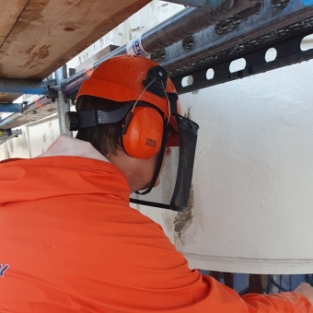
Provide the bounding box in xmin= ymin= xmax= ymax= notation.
xmin=121 ymin=106 xmax=164 ymax=159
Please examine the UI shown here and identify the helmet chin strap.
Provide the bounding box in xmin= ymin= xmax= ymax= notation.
xmin=135 ymin=122 xmax=170 ymax=195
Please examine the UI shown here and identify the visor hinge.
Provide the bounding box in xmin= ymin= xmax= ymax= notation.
xmin=143 ymin=66 xmax=168 ymax=98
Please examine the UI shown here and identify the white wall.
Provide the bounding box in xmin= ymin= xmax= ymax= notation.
xmin=176 ymin=59 xmax=313 ymax=274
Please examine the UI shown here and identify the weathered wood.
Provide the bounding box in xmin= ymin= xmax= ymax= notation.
xmin=0 ymin=0 xmax=29 ymax=47
xmin=0 ymin=0 xmax=150 ymax=103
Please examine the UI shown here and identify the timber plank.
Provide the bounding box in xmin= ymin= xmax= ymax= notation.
xmin=0 ymin=0 xmax=150 ymax=81
xmin=0 ymin=0 xmax=29 ymax=47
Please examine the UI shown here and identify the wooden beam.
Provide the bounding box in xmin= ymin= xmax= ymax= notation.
xmin=0 ymin=0 xmax=150 ymax=80
xmin=0 ymin=0 xmax=29 ymax=47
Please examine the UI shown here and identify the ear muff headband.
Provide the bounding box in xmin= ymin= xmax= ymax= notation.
xmin=121 ymin=106 xmax=165 ymax=159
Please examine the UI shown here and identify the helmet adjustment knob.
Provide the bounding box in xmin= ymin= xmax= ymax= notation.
xmin=143 ymin=66 xmax=168 ymax=98
xmin=65 ymin=111 xmax=79 ymax=131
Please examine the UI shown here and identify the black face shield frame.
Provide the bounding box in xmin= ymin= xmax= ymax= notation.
xmin=130 ymin=91 xmax=199 ymax=212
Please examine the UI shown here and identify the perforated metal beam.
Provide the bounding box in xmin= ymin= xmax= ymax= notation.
xmin=156 ymin=0 xmax=313 ymax=93
xmin=171 ymin=27 xmax=313 ymax=93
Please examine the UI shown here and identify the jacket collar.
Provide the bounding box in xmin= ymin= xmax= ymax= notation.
xmin=40 ymin=135 xmax=109 ymax=162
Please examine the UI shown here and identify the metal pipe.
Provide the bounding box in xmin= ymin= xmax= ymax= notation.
xmin=55 ymin=66 xmax=71 ymax=136
xmin=22 ymin=97 xmax=51 ymax=114
xmin=143 ymin=0 xmax=261 ymax=52
xmin=0 ymin=97 xmax=51 ymax=114
xmin=63 ymin=0 xmax=255 ymax=95
xmin=0 ymin=78 xmax=47 ymax=95
xmin=0 ymin=103 xmax=22 ymax=113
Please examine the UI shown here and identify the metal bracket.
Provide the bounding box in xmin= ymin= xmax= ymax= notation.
xmin=46 ymin=78 xmax=58 ymax=100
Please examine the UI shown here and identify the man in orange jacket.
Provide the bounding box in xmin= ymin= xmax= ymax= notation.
xmin=1 ymin=55 xmax=313 ymax=312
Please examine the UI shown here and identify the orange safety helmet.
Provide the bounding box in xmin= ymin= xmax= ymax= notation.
xmin=76 ymin=55 xmax=181 ymax=159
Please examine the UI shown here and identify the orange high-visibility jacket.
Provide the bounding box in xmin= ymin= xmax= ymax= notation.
xmin=0 ymin=140 xmax=312 ymax=312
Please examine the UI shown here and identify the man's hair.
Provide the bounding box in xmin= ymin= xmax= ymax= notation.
xmin=76 ymin=95 xmax=128 ymax=157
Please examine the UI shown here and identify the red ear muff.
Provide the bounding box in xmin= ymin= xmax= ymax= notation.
xmin=122 ymin=107 xmax=164 ymax=159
